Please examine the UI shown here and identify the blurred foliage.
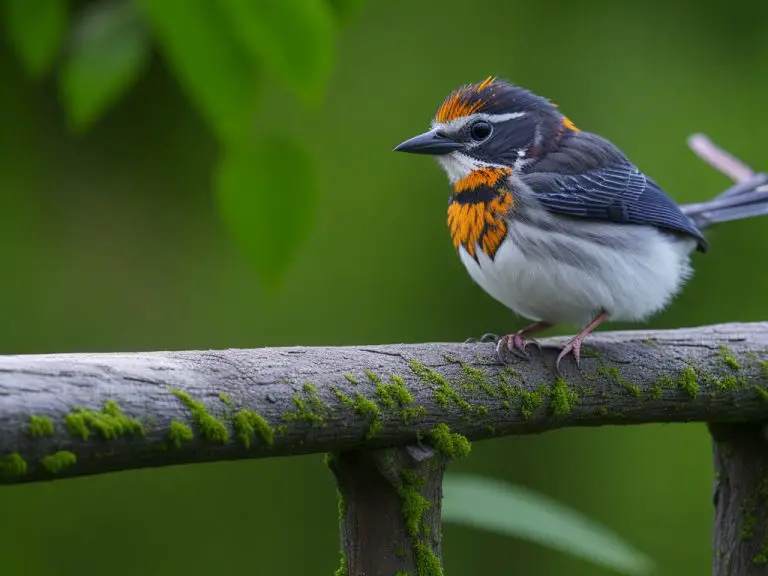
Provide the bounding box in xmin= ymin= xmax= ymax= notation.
xmin=0 ymin=0 xmax=767 ymax=574
xmin=444 ymin=474 xmax=654 ymax=575
xmin=4 ymin=0 xmax=351 ymax=285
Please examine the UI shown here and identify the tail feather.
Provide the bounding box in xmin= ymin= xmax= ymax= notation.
xmin=680 ymin=173 xmax=768 ymax=230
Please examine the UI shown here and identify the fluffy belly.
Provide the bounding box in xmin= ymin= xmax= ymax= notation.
xmin=458 ymin=220 xmax=697 ymax=327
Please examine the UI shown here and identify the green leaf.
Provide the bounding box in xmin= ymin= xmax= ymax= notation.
xmin=220 ymin=0 xmax=335 ymax=104
xmin=4 ymin=0 xmax=68 ymax=77
xmin=59 ymin=0 xmax=151 ymax=131
xmin=443 ymin=474 xmax=655 ymax=575
xmin=325 ymin=0 xmax=365 ymax=25
xmin=214 ymin=134 xmax=318 ymax=288
xmin=136 ymin=0 xmax=260 ymax=143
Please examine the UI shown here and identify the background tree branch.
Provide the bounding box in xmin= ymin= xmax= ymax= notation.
xmin=0 ymin=321 xmax=767 ymax=486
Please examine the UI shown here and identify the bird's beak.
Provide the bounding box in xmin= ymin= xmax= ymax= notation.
xmin=393 ymin=130 xmax=463 ymax=155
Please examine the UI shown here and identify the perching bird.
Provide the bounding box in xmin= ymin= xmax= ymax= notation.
xmin=394 ymin=77 xmax=768 ymax=373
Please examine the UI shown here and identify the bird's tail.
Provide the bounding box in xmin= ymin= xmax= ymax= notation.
xmin=681 ymin=173 xmax=768 ymax=230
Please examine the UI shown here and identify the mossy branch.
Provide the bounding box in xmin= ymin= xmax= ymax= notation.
xmin=0 ymin=321 xmax=766 ymax=486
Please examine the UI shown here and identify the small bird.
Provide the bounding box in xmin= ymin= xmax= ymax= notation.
xmin=394 ymin=77 xmax=768 ymax=372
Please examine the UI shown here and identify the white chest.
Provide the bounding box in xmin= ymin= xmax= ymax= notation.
xmin=457 ymin=220 xmax=696 ymax=328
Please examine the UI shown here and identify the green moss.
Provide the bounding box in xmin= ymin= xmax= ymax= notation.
xmin=408 ymin=360 xmax=473 ymax=414
xmin=283 ymin=381 xmax=327 ymax=428
xmin=597 ymin=366 xmax=642 ymax=398
xmin=641 ymin=338 xmax=658 ymax=346
xmin=354 ymin=393 xmax=382 ymax=438
xmin=335 ymin=389 xmax=382 ymax=439
xmin=394 ymin=466 xmax=445 ymax=576
xmin=717 ymin=345 xmax=741 ymax=371
xmin=706 ymin=372 xmax=747 ymax=391
xmin=580 ymin=346 xmax=601 ymax=359
xmin=331 ymin=385 xmax=354 ymax=407
xmin=171 ymin=390 xmax=229 ymax=443
xmin=398 ymin=469 xmax=430 ymax=537
xmin=414 ymin=541 xmax=443 ymax=576
xmin=233 ymin=410 xmax=274 ymax=448
xmin=395 ymin=571 xmax=412 ymax=576
xmin=28 ymin=415 xmax=54 ymax=437
xmin=428 ymin=423 xmax=471 ymax=459
xmin=343 ymin=372 xmax=358 ymax=385
xmin=755 ymin=524 xmax=768 ymax=564
xmin=334 ymin=551 xmax=348 ymax=576
xmin=761 ymin=361 xmax=768 ymax=380
xmin=65 ymin=400 xmax=145 ymax=441
xmin=375 ymin=374 xmax=414 ymax=409
xmin=498 ymin=367 xmax=520 ymax=398
xmin=217 ymin=393 xmax=232 ymax=407
xmin=551 ymin=378 xmax=578 ymax=417
xmin=40 ymin=451 xmax=77 ymax=474
xmin=650 ymin=383 xmax=663 ymax=400
xmin=336 ymin=486 xmax=345 ymax=525
xmin=402 ymin=406 xmax=428 ymax=424
xmin=456 ymin=363 xmax=491 ymax=395
xmin=594 ymin=406 xmax=609 ymax=417
xmin=741 ymin=512 xmax=756 ymax=540
xmin=754 ymin=386 xmax=768 ymax=403
xmin=0 ymin=452 xmax=27 ymax=477
xmin=520 ymin=388 xmax=545 ymax=420
xmin=677 ymin=366 xmax=699 ymax=398
xmin=167 ymin=420 xmax=193 ymax=449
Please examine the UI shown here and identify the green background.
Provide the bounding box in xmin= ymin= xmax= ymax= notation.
xmin=1 ymin=0 xmax=767 ymax=574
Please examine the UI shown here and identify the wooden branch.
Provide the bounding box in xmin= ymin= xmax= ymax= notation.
xmin=328 ymin=446 xmax=447 ymax=575
xmin=711 ymin=423 xmax=768 ymax=574
xmin=0 ymin=322 xmax=767 ymax=486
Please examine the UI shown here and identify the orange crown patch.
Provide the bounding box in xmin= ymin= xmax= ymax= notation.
xmin=434 ymin=76 xmax=497 ymax=123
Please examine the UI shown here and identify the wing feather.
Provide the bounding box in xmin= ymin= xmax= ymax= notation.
xmin=525 ymin=161 xmax=708 ymax=251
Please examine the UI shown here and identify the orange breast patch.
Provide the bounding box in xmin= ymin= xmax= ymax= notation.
xmin=454 ymin=167 xmax=511 ymax=193
xmin=447 ymin=191 xmax=513 ymax=259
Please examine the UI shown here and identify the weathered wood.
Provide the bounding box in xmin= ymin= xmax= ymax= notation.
xmin=711 ymin=423 xmax=768 ymax=575
xmin=328 ymin=446 xmax=447 ymax=575
xmin=0 ymin=322 xmax=766 ymax=485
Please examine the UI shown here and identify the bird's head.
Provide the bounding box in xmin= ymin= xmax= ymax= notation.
xmin=394 ymin=77 xmax=578 ymax=183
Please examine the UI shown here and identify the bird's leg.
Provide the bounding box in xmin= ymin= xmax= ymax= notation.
xmin=554 ymin=311 xmax=609 ymax=373
xmin=496 ymin=321 xmax=553 ymax=363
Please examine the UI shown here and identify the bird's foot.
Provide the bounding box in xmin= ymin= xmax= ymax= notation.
xmin=554 ymin=336 xmax=584 ymax=374
xmin=496 ymin=332 xmax=543 ymax=363
xmin=553 ymin=310 xmax=609 ymax=375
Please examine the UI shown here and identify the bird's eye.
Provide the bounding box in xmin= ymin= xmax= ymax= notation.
xmin=470 ymin=120 xmax=492 ymax=141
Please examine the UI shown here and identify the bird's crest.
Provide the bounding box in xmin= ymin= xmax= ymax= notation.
xmin=434 ymin=77 xmax=556 ymax=124
xmin=434 ymin=76 xmax=497 ymax=123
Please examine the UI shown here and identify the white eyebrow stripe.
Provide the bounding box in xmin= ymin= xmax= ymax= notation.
xmin=431 ymin=111 xmax=527 ymax=132
xmin=486 ymin=111 xmax=527 ymax=123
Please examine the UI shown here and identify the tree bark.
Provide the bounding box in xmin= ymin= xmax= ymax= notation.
xmin=328 ymin=446 xmax=447 ymax=575
xmin=711 ymin=423 xmax=768 ymax=575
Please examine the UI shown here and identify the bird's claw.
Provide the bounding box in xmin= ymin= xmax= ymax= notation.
xmin=554 ymin=337 xmax=582 ymax=375
xmin=495 ymin=333 xmax=542 ymax=364
xmin=464 ymin=332 xmax=499 ymax=344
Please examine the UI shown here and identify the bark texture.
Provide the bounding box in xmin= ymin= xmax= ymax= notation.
xmin=329 ymin=446 xmax=447 ymax=575
xmin=711 ymin=423 xmax=768 ymax=575
xmin=0 ymin=321 xmax=766 ymax=485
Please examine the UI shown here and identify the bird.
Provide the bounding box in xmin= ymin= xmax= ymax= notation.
xmin=393 ymin=76 xmax=768 ymax=373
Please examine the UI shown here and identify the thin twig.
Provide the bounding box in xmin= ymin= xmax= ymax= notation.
xmin=688 ymin=133 xmax=755 ymax=183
